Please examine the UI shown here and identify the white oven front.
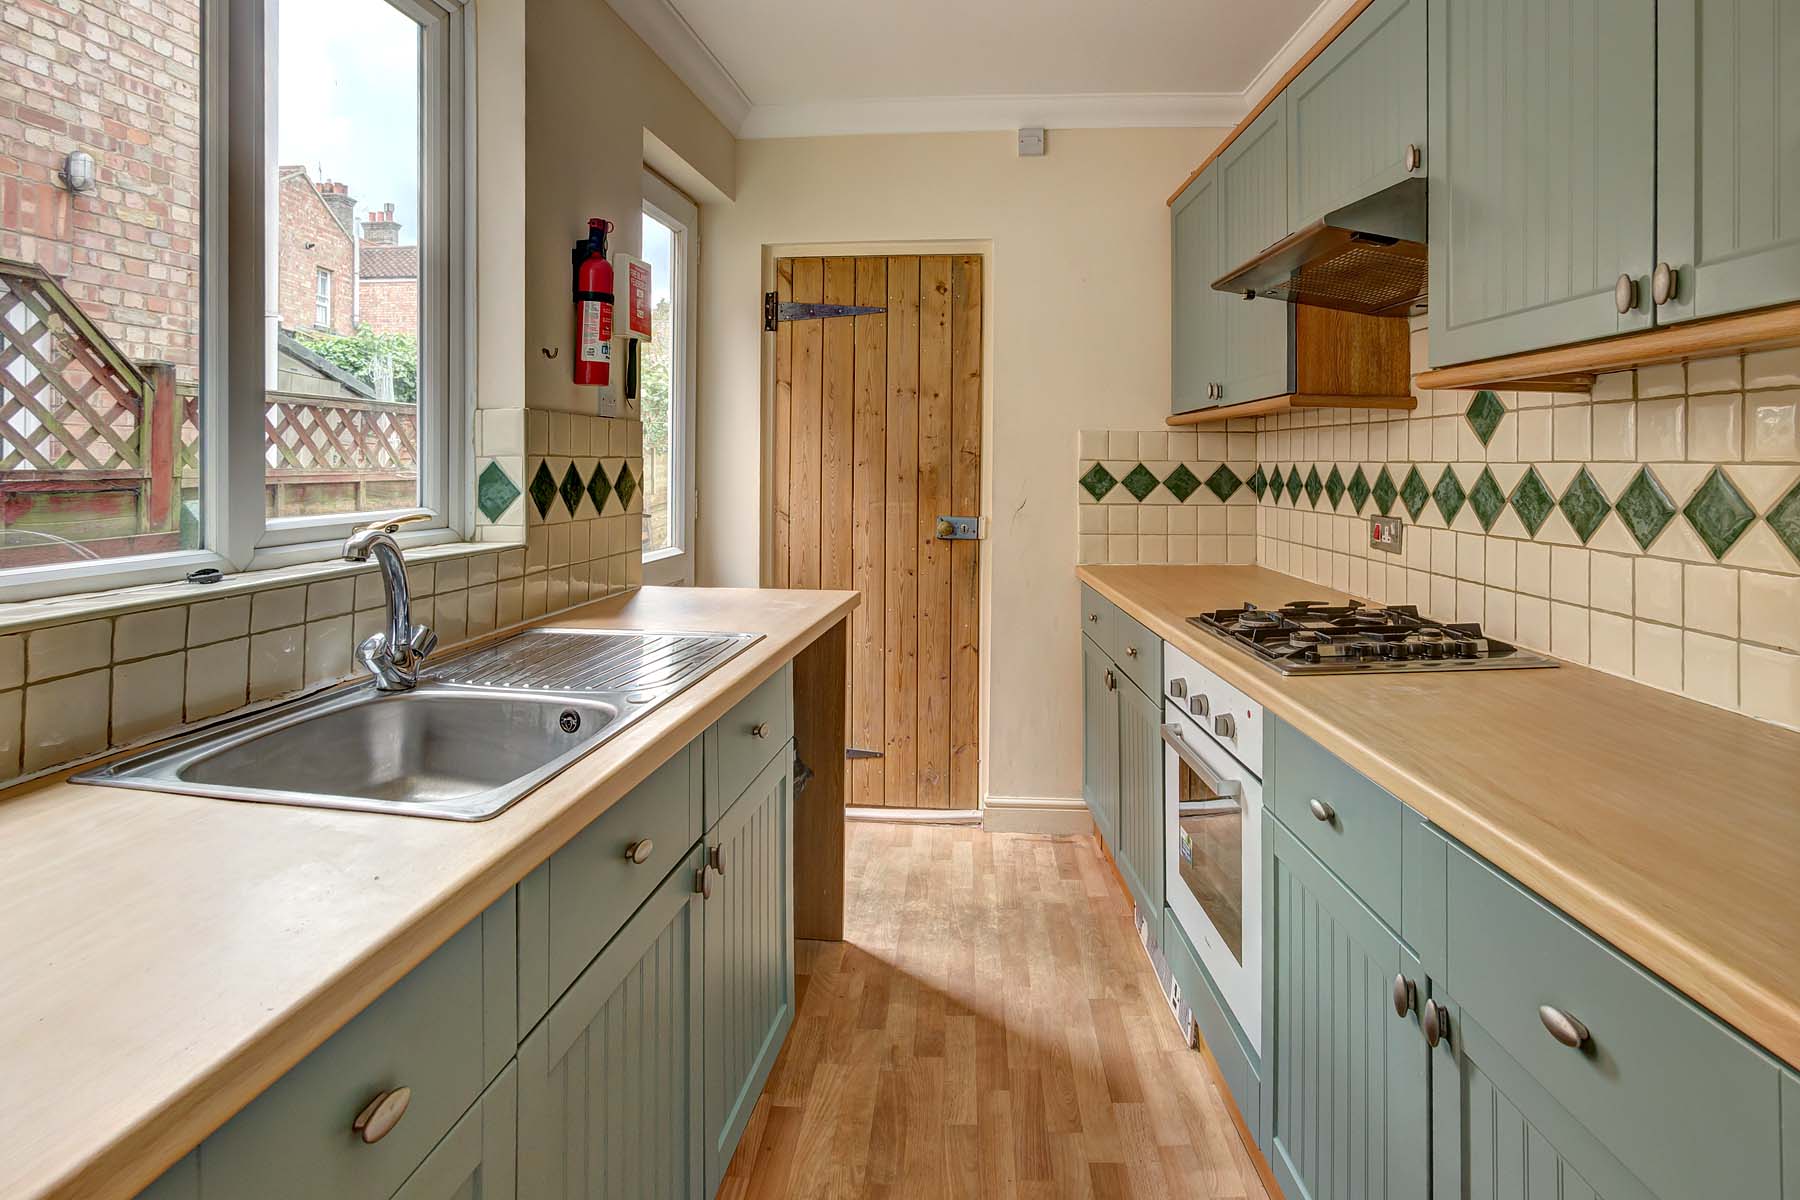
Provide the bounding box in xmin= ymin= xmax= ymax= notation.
xmin=1162 ymin=702 xmax=1262 ymax=1051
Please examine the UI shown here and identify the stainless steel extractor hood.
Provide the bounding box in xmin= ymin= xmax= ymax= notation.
xmin=1212 ymin=177 xmax=1427 ymax=318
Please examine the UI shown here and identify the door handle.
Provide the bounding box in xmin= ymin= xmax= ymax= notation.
xmin=1538 ymin=1005 xmax=1591 ymax=1049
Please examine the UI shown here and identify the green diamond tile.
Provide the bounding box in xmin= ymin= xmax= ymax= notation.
xmin=1400 ymin=466 xmax=1430 ymax=520
xmin=1559 ymin=467 xmax=1612 ymax=544
xmin=1274 ymin=466 xmax=1291 ymax=504
xmin=615 ymin=460 xmax=638 ymax=511
xmin=559 ymin=462 xmax=585 ymax=516
xmin=1683 ymin=467 xmax=1755 ymax=559
xmin=1121 ymin=463 xmax=1160 ymax=501
xmin=1372 ymin=466 xmax=1398 ymax=516
xmin=1325 ymin=465 xmax=1346 ymax=508
xmin=1509 ymin=468 xmax=1555 ymax=536
xmin=476 ymin=460 xmax=521 ymax=523
xmin=1465 ymin=390 xmax=1506 ymax=446
xmin=527 ymin=460 xmax=558 ymax=519
xmin=1468 ymin=467 xmax=1505 ymax=532
xmin=1614 ymin=467 xmax=1678 ymax=551
xmin=1347 ymin=466 xmax=1371 ymax=513
xmin=1304 ymin=466 xmax=1323 ymax=507
xmin=1079 ymin=462 xmax=1117 ymax=501
xmin=1247 ymin=465 xmax=1268 ymax=499
xmin=586 ymin=463 xmax=614 ymax=513
xmin=1163 ymin=463 xmax=1202 ymax=502
xmin=1433 ymin=466 xmax=1466 ymax=524
xmin=1204 ymin=464 xmax=1241 ymax=503
xmin=1766 ymin=479 xmax=1800 ymax=566
xmin=1286 ymin=466 xmax=1303 ymax=503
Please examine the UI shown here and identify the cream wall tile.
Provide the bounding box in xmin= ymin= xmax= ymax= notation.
xmin=28 ymin=619 xmax=112 ymax=683
xmin=1552 ymin=405 xmax=1591 ymax=461
xmin=1591 ymin=403 xmax=1636 ymax=460
xmin=1685 ymin=355 xmax=1741 ymax=395
xmin=112 ymin=653 xmax=185 ymax=743
xmin=304 ymin=615 xmax=355 ymax=687
xmin=0 ymin=637 xmax=20 ymax=691
xmin=1551 ymin=601 xmax=1590 ymax=663
xmin=1550 ymin=546 xmax=1590 ymax=606
xmin=306 ymin=578 xmax=355 ymax=621
xmin=1740 ymin=571 xmax=1800 ymax=651
xmin=250 ymin=586 xmax=308 ymax=634
xmin=1746 ymin=390 xmax=1800 ymax=461
xmin=1633 ymin=557 xmax=1683 ymax=623
xmin=24 ymin=670 xmax=108 ymax=773
xmin=466 ymin=583 xmax=498 ymax=635
xmin=1683 ymin=630 xmax=1739 ymax=708
xmin=114 ymin=607 xmax=187 ymax=662
xmin=1683 ymin=563 xmax=1738 ymax=636
xmin=1744 ymin=347 xmax=1800 ymax=389
xmin=1484 ymin=538 xmax=1516 ymax=589
xmin=497 ymin=577 xmax=524 ymax=627
xmin=1634 ymin=397 xmax=1684 ymax=461
xmin=187 ymin=596 xmax=250 ymax=647
xmin=1516 ymin=408 xmax=1552 ymax=461
xmin=1516 ymin=541 xmax=1551 ymax=597
xmin=0 ymin=689 xmax=18 ymax=777
xmin=405 ymin=563 xmax=436 ymax=597
xmin=1686 ymin=394 xmax=1743 ymax=462
xmin=1591 ymin=372 xmax=1634 ymax=402
xmin=1515 ymin=595 xmax=1550 ymax=650
xmin=1589 ymin=553 xmax=1633 ymax=614
xmin=1590 ymin=611 xmax=1634 ymax=677
xmin=1739 ymin=644 xmax=1800 ymax=728
xmin=186 ymin=638 xmax=249 ymax=721
xmin=1634 ymin=620 xmax=1684 ymax=691
xmin=1636 ymin=363 xmax=1686 ymax=398
xmin=468 ymin=553 xmax=499 ymax=588
xmin=248 ymin=627 xmax=306 ymax=702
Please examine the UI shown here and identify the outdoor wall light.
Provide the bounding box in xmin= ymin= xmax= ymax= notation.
xmin=58 ymin=150 xmax=97 ymax=195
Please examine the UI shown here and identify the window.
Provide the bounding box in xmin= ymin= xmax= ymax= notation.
xmin=640 ymin=171 xmax=697 ymax=585
xmin=0 ymin=0 xmax=470 ymax=600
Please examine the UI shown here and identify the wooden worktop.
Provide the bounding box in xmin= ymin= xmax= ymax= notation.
xmin=1079 ymin=564 xmax=1800 ymax=1071
xmin=0 ymin=585 xmax=857 ymax=1200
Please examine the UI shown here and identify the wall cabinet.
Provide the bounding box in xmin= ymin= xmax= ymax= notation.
xmin=1171 ymin=167 xmax=1224 ymax=415
xmin=1216 ymin=101 xmax=1294 ymax=406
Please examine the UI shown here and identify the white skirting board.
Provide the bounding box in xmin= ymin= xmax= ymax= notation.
xmin=844 ymin=806 xmax=980 ymax=825
xmin=979 ymin=795 xmax=1096 ymax=835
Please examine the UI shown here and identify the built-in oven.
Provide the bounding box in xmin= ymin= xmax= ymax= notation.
xmin=1162 ymin=644 xmax=1263 ymax=1051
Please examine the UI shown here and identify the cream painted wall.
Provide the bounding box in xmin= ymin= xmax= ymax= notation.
xmin=695 ymin=128 xmax=1225 ymax=804
xmin=523 ymin=0 xmax=734 ymax=413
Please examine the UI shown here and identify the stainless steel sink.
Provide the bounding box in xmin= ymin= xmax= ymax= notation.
xmin=75 ymin=627 xmax=758 ymax=820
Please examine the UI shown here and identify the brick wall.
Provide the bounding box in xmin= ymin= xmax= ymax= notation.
xmin=0 ymin=0 xmax=202 ymax=378
xmin=276 ymin=168 xmax=354 ymax=336
xmin=357 ymin=276 xmax=417 ymax=335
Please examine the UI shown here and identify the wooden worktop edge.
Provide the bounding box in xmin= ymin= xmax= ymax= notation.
xmin=34 ymin=588 xmax=859 ymax=1200
xmin=1076 ymin=566 xmax=1800 ymax=1070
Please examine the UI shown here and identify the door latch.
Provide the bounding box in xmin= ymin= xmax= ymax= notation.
xmin=935 ymin=515 xmax=982 ymax=540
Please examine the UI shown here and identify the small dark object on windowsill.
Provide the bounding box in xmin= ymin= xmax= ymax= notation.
xmin=185 ymin=568 xmax=222 ymax=585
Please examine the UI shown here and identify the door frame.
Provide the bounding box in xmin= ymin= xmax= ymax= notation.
xmin=759 ymin=240 xmax=995 ymax=812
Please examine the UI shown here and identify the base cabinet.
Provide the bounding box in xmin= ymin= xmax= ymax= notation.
xmin=1113 ymin=671 xmax=1164 ymax=924
xmin=1081 ymin=633 xmax=1120 ymax=844
xmin=394 ymin=1066 xmax=518 ymax=1200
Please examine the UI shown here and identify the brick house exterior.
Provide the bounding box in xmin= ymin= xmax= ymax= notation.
xmin=0 ymin=0 xmax=202 ymax=379
xmin=276 ymin=167 xmax=355 ymax=336
xmin=357 ymin=203 xmax=418 ymax=335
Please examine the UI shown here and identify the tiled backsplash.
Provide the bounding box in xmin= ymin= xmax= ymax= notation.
xmin=1075 ymin=427 xmax=1260 ymax=566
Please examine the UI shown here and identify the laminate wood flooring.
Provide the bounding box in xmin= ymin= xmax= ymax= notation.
xmin=722 ymin=821 xmax=1271 ymax=1199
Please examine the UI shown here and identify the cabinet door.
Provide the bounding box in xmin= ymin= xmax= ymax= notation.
xmin=516 ymin=850 xmax=705 ymax=1200
xmin=1081 ymin=634 xmax=1121 ymax=845
xmin=1263 ymin=817 xmax=1428 ymax=1200
xmin=1427 ymin=0 xmax=1656 ymax=366
xmin=1286 ymin=0 xmax=1428 ymax=227
xmin=1657 ymin=0 xmax=1800 ymax=323
xmin=1217 ymin=100 xmax=1294 ymax=403
xmin=1172 ymin=167 xmax=1224 ymax=414
xmin=1113 ymin=674 xmax=1163 ymax=924
xmin=703 ymin=748 xmax=795 ymax=1194
xmin=393 ymin=1065 xmax=517 ymax=1200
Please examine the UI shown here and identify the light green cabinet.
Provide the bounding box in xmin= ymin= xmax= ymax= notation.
xmin=1114 ymin=672 xmax=1164 ymax=925
xmin=1286 ymin=0 xmax=1427 ymax=227
xmin=1426 ymin=0 xmax=1657 ymax=366
xmin=703 ymin=747 xmax=796 ymax=1194
xmin=1171 ymin=167 xmax=1226 ymax=414
xmin=1656 ymin=0 xmax=1800 ymax=324
xmin=1081 ymin=632 xmax=1120 ymax=846
xmin=393 ymin=1066 xmax=517 ymax=1200
xmin=1262 ymin=815 xmax=1430 ymax=1200
xmin=1216 ymin=100 xmax=1294 ymax=404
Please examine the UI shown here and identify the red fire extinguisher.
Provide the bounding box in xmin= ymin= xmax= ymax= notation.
xmin=572 ymin=218 xmax=615 ymax=387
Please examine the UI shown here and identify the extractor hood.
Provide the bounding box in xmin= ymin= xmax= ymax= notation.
xmin=1212 ymin=177 xmax=1427 ymax=319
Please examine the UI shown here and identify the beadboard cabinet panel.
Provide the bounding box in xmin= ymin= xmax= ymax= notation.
xmin=1172 ymin=168 xmax=1226 ymax=414
xmin=1427 ymin=0 xmax=1657 ymax=366
xmin=1114 ymin=674 xmax=1164 ymax=925
xmin=1657 ymin=0 xmax=1800 ymax=323
xmin=1287 ymin=0 xmax=1429 ymax=226
xmin=1218 ymin=101 xmax=1295 ymax=403
xmin=1081 ymin=633 xmax=1121 ymax=847
xmin=392 ymin=1066 xmax=517 ymax=1200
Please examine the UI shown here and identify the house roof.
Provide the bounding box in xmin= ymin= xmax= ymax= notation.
xmin=360 ymin=244 xmax=419 ymax=280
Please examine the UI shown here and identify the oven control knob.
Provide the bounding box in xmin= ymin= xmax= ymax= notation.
xmin=1212 ymin=713 xmax=1237 ymax=741
xmin=1190 ymin=694 xmax=1211 ymax=719
xmin=1169 ymin=678 xmax=1188 ymax=699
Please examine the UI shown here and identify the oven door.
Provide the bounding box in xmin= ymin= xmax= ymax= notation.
xmin=1162 ymin=708 xmax=1262 ymax=1050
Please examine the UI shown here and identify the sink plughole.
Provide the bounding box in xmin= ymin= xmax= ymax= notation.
xmin=75 ymin=627 xmax=758 ymax=820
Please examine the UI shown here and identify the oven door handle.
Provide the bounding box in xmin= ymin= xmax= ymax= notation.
xmin=1160 ymin=723 xmax=1244 ymax=807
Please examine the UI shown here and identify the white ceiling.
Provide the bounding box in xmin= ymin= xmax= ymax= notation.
xmin=608 ymin=0 xmax=1357 ymax=138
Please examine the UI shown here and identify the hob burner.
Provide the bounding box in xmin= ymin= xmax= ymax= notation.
xmin=1185 ymin=600 xmax=1557 ymax=675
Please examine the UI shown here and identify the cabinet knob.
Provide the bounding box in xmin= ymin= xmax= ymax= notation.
xmin=695 ymin=866 xmax=713 ymax=900
xmin=1403 ymin=143 xmax=1422 ymax=172
xmin=1125 ymin=646 xmax=1139 ymax=659
xmin=624 ymin=839 xmax=654 ymax=865
xmin=750 ymin=721 xmax=771 ymax=739
xmin=1652 ymin=261 xmax=1678 ymax=306
xmin=1308 ymin=797 xmax=1335 ymax=823
xmin=1538 ymin=1005 xmax=1591 ymax=1050
xmin=353 ymin=1086 xmax=412 ymax=1145
xmin=708 ymin=844 xmax=726 ymax=876
xmin=1392 ymin=974 xmax=1417 ymax=1018
xmin=1088 ymin=612 xmax=1100 ymax=623
xmin=1613 ymin=273 xmax=1639 ymax=314
xmin=1104 ymin=669 xmax=1117 ymax=693
xmin=1422 ymin=999 xmax=1449 ymax=1048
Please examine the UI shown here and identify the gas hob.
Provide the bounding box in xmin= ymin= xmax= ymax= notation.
xmin=1187 ymin=601 xmax=1558 ymax=676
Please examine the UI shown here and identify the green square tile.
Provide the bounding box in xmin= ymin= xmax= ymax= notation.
xmin=1614 ymin=466 xmax=1678 ymax=551
xmin=1433 ymin=466 xmax=1465 ymax=524
xmin=1204 ymin=464 xmax=1241 ymax=503
xmin=1286 ymin=466 xmax=1303 ymax=503
xmin=1400 ymin=465 xmax=1429 ymax=520
xmin=586 ymin=464 xmax=614 ymax=513
xmin=476 ymin=460 xmax=521 ymax=523
xmin=1768 ymin=479 xmax=1800 ymax=566
xmin=1468 ymin=467 xmax=1505 ymax=532
xmin=559 ymin=462 xmax=585 ymax=516
xmin=1372 ymin=466 xmax=1398 ymax=516
xmin=1163 ymin=463 xmax=1202 ymax=502
xmin=1465 ymin=390 xmax=1506 ymax=446
xmin=1509 ymin=468 xmax=1555 ymax=536
xmin=1304 ymin=466 xmax=1324 ymax=507
xmin=1079 ymin=462 xmax=1117 ymax=501
xmin=1347 ymin=466 xmax=1371 ymax=513
xmin=1683 ymin=467 xmax=1755 ymax=559
xmin=1121 ymin=463 xmax=1160 ymax=501
xmin=1325 ymin=465 xmax=1346 ymax=509
xmin=1559 ymin=467 xmax=1612 ymax=544
xmin=527 ymin=460 xmax=558 ymax=519
xmin=1247 ymin=465 xmax=1268 ymax=500
xmin=614 ymin=460 xmax=639 ymax=511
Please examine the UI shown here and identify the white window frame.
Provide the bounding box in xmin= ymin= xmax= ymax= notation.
xmin=640 ymin=170 xmax=697 ymax=587
xmin=0 ymin=0 xmax=474 ymax=601
xmin=314 ymin=266 xmax=333 ymax=328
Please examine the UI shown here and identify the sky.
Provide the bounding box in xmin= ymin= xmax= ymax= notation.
xmin=277 ymin=0 xmax=421 ymax=241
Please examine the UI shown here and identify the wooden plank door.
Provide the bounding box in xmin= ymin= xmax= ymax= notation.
xmin=772 ymin=254 xmax=982 ymax=810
